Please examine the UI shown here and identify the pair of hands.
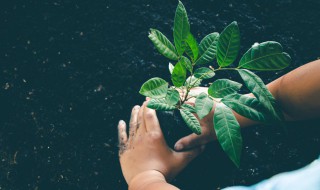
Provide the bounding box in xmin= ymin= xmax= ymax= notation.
xmin=118 ymin=88 xmax=216 ymax=187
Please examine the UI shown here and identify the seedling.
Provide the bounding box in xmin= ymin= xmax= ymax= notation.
xmin=139 ymin=1 xmax=291 ymax=167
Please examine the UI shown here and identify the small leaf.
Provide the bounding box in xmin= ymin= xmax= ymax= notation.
xmin=214 ymin=104 xmax=242 ymax=167
xmin=139 ymin=77 xmax=168 ymax=99
xmin=171 ymin=60 xmax=187 ymax=87
xmin=195 ymin=92 xmax=213 ymax=119
xmin=181 ymin=104 xmax=196 ymax=113
xmin=165 ymin=89 xmax=180 ymax=106
xmin=238 ymin=41 xmax=291 ymax=71
xmin=174 ymin=1 xmax=190 ymax=56
xmin=184 ymin=33 xmax=199 ymax=61
xmin=180 ymin=108 xmax=201 ymax=135
xmin=185 ymin=76 xmax=202 ymax=87
xmin=147 ymin=99 xmax=176 ymax=111
xmin=169 ymin=62 xmax=174 ymax=74
xmin=222 ymin=94 xmax=267 ymax=122
xmin=208 ymin=79 xmax=242 ymax=98
xmin=195 ymin=33 xmax=219 ymax=65
xmin=217 ymin=21 xmax=240 ymax=67
xmin=194 ymin=67 xmax=215 ymax=79
xmin=180 ymin=56 xmax=193 ymax=73
xmin=238 ymin=69 xmax=283 ymax=121
xmin=148 ymin=29 xmax=179 ymax=60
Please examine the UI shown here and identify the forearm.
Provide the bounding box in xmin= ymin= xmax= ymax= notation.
xmin=129 ymin=170 xmax=179 ymax=190
xmin=267 ymin=59 xmax=320 ymax=120
xmin=236 ymin=59 xmax=320 ymax=127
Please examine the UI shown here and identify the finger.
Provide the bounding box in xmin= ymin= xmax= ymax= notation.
xmin=136 ymin=102 xmax=147 ymax=134
xmin=129 ymin=105 xmax=140 ymax=137
xmin=174 ymin=133 xmax=208 ymax=151
xmin=118 ymin=120 xmax=128 ymax=155
xmin=174 ymin=145 xmax=205 ymax=165
xmin=143 ymin=104 xmax=161 ymax=132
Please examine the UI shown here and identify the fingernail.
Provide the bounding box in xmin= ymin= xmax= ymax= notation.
xmin=119 ymin=120 xmax=125 ymax=125
xmin=174 ymin=143 xmax=183 ymax=151
xmin=134 ymin=105 xmax=140 ymax=110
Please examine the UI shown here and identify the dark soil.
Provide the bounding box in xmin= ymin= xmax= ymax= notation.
xmin=1 ymin=0 xmax=320 ymax=189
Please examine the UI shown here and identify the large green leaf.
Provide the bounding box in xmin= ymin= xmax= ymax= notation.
xmin=214 ymin=104 xmax=242 ymax=167
xmin=238 ymin=41 xmax=291 ymax=71
xmin=174 ymin=1 xmax=190 ymax=56
xmin=148 ymin=29 xmax=179 ymax=61
xmin=184 ymin=33 xmax=199 ymax=61
xmin=180 ymin=56 xmax=193 ymax=73
xmin=238 ymin=69 xmax=282 ymax=121
xmin=139 ymin=77 xmax=168 ymax=99
xmin=194 ymin=67 xmax=215 ymax=79
xmin=185 ymin=76 xmax=202 ymax=87
xmin=181 ymin=104 xmax=196 ymax=113
xmin=171 ymin=60 xmax=187 ymax=87
xmin=147 ymin=98 xmax=176 ymax=111
xmin=222 ymin=94 xmax=267 ymax=122
xmin=208 ymin=79 xmax=242 ymax=98
xmin=195 ymin=92 xmax=214 ymax=119
xmin=195 ymin=33 xmax=219 ymax=65
xmin=180 ymin=108 xmax=201 ymax=135
xmin=165 ymin=89 xmax=180 ymax=106
xmin=217 ymin=21 xmax=240 ymax=67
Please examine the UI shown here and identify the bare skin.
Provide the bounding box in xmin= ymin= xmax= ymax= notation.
xmin=119 ymin=60 xmax=320 ymax=189
xmin=118 ymin=102 xmax=204 ymax=190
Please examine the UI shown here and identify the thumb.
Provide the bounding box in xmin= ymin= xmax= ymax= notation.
xmin=174 ymin=133 xmax=205 ymax=151
xmin=174 ymin=145 xmax=205 ymax=165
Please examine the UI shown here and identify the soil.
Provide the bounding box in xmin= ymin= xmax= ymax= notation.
xmin=1 ymin=0 xmax=320 ymax=189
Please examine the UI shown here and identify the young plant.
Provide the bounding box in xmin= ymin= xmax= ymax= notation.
xmin=139 ymin=1 xmax=291 ymax=167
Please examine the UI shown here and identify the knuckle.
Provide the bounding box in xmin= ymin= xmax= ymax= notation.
xmin=145 ymin=111 xmax=154 ymax=119
xmin=148 ymin=131 xmax=162 ymax=140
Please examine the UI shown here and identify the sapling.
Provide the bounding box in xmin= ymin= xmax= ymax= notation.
xmin=139 ymin=1 xmax=291 ymax=167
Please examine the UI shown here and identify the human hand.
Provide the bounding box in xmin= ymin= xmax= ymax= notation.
xmin=174 ymin=87 xmax=217 ymax=151
xmin=118 ymin=102 xmax=204 ymax=187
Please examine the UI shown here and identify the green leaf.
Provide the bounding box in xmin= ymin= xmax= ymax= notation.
xmin=185 ymin=76 xmax=202 ymax=87
xmin=214 ymin=104 xmax=242 ymax=167
xmin=180 ymin=108 xmax=201 ymax=135
xmin=195 ymin=33 xmax=219 ymax=65
xmin=217 ymin=21 xmax=240 ymax=67
xmin=194 ymin=67 xmax=215 ymax=79
xmin=181 ymin=104 xmax=196 ymax=113
xmin=184 ymin=33 xmax=199 ymax=61
xmin=139 ymin=77 xmax=168 ymax=99
xmin=180 ymin=56 xmax=193 ymax=73
xmin=238 ymin=69 xmax=282 ymax=121
xmin=147 ymin=98 xmax=176 ymax=111
xmin=208 ymin=79 xmax=242 ymax=98
xmin=169 ymin=62 xmax=174 ymax=74
xmin=171 ymin=60 xmax=187 ymax=87
xmin=195 ymin=92 xmax=214 ymax=119
xmin=238 ymin=41 xmax=291 ymax=71
xmin=148 ymin=29 xmax=179 ymax=61
xmin=165 ymin=89 xmax=180 ymax=106
xmin=222 ymin=94 xmax=267 ymax=122
xmin=174 ymin=1 xmax=190 ymax=56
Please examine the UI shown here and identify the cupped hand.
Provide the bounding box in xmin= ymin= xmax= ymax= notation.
xmin=174 ymin=87 xmax=217 ymax=151
xmin=118 ymin=102 xmax=204 ymax=186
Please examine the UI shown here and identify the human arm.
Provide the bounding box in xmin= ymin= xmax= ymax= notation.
xmin=118 ymin=102 xmax=204 ymax=190
xmin=174 ymin=59 xmax=320 ymax=151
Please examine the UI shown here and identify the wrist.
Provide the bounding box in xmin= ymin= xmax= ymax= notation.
xmin=129 ymin=170 xmax=166 ymax=190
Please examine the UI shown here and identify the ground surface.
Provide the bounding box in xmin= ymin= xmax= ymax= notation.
xmin=1 ymin=0 xmax=320 ymax=189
